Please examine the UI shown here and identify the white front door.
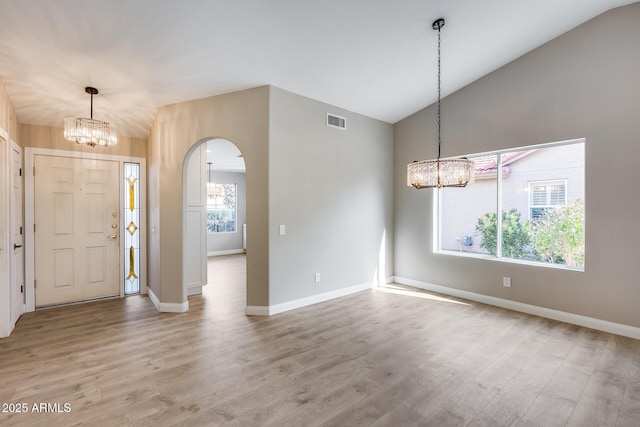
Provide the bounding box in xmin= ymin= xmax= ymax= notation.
xmin=34 ymin=155 xmax=120 ymax=307
xmin=10 ymin=144 xmax=24 ymax=326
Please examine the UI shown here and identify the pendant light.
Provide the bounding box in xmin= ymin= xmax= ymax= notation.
xmin=207 ymin=162 xmax=222 ymax=199
xmin=407 ymin=18 xmax=474 ymax=189
xmin=64 ymin=87 xmax=117 ymax=147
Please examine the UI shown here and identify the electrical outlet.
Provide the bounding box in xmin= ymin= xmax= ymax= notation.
xmin=315 ymin=273 xmax=320 ymax=283
xmin=503 ymin=277 xmax=511 ymax=288
xmin=279 ymin=225 xmax=286 ymax=235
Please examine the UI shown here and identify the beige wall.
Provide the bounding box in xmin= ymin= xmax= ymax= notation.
xmin=148 ymin=86 xmax=270 ymax=305
xmin=394 ymin=4 xmax=640 ymax=327
xmin=0 ymin=79 xmax=19 ymax=143
xmin=20 ymin=124 xmax=147 ymax=158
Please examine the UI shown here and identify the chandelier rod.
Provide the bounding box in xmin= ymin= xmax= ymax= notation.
xmin=85 ymin=86 xmax=99 ymax=119
xmin=436 ymin=19 xmax=442 ymax=161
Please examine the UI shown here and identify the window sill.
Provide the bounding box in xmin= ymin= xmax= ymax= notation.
xmin=436 ymin=249 xmax=585 ymax=272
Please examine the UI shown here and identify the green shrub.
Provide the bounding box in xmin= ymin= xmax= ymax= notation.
xmin=476 ymin=209 xmax=530 ymax=258
xmin=529 ymin=200 xmax=584 ymax=267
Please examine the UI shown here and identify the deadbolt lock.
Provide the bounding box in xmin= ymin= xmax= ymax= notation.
xmin=112 ymin=223 xmax=118 ymax=229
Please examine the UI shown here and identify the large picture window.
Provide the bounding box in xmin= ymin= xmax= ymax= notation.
xmin=207 ymin=183 xmax=237 ymax=233
xmin=437 ymin=139 xmax=585 ymax=270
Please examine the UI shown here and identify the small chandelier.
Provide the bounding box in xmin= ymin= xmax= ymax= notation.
xmin=206 ymin=162 xmax=222 ymax=199
xmin=407 ymin=18 xmax=474 ymax=189
xmin=64 ymin=87 xmax=117 ymax=147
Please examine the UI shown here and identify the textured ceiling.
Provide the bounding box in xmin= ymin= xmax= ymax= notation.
xmin=0 ymin=0 xmax=635 ymax=138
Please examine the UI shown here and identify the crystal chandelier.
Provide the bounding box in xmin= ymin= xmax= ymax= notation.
xmin=206 ymin=162 xmax=222 ymax=199
xmin=64 ymin=87 xmax=117 ymax=147
xmin=407 ymin=18 xmax=474 ymax=189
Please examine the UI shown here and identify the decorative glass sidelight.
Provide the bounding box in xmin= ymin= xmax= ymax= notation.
xmin=123 ymin=163 xmax=140 ymax=294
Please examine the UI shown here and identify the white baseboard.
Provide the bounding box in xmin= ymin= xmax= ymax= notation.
xmin=394 ymin=276 xmax=640 ymax=340
xmin=208 ymin=249 xmax=245 ymax=257
xmin=245 ymin=280 xmax=380 ymax=316
xmin=148 ymin=288 xmax=189 ymax=313
xmin=187 ymin=286 xmax=203 ymax=296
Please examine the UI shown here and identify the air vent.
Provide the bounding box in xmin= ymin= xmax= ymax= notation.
xmin=326 ymin=113 xmax=347 ymax=130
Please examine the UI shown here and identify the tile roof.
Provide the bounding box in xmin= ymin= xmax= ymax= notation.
xmin=472 ymin=150 xmax=533 ymax=177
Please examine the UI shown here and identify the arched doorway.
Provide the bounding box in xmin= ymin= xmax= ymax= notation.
xmin=183 ymin=138 xmax=247 ymax=308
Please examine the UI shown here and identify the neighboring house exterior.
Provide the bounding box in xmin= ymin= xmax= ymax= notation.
xmin=440 ymin=143 xmax=585 ymax=255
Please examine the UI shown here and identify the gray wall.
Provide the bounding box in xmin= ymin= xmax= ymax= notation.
xmin=207 ymin=171 xmax=247 ymax=254
xmin=269 ymin=87 xmax=394 ymax=305
xmin=394 ymin=4 xmax=640 ymax=327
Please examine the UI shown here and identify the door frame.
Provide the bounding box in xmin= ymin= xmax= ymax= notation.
xmin=0 ymin=128 xmax=9 ymax=337
xmin=24 ymin=148 xmax=147 ymax=312
xmin=10 ymin=141 xmax=23 ymax=326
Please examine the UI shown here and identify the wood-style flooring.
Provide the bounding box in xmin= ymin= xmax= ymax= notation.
xmin=1 ymin=254 xmax=639 ymax=426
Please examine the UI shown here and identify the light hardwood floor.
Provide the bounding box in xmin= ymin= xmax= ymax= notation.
xmin=1 ymin=254 xmax=639 ymax=426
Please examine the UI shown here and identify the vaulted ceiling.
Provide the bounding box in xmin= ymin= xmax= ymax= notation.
xmin=0 ymin=0 xmax=635 ymax=138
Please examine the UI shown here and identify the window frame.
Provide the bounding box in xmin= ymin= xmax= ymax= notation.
xmin=433 ymin=138 xmax=585 ymax=272
xmin=528 ymin=179 xmax=567 ymax=220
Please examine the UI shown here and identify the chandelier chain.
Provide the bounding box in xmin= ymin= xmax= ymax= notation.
xmin=405 ymin=17 xmax=474 ymax=189
xmin=437 ymin=24 xmax=442 ymax=161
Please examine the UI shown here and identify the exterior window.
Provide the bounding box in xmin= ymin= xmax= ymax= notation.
xmin=529 ymin=180 xmax=566 ymax=219
xmin=437 ymin=140 xmax=585 ymax=270
xmin=207 ymin=183 xmax=237 ymax=233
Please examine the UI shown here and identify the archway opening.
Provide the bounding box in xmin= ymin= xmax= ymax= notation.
xmin=183 ymin=138 xmax=247 ymax=312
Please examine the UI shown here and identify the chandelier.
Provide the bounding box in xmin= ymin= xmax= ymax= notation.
xmin=407 ymin=18 xmax=474 ymax=189
xmin=206 ymin=162 xmax=222 ymax=199
xmin=64 ymin=87 xmax=117 ymax=147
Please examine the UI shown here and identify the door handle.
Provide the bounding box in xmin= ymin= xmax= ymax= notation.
xmin=14 ymin=244 xmax=22 ymax=249
xmin=107 ymin=234 xmax=118 ymax=239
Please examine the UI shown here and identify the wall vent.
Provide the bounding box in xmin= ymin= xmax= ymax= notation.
xmin=326 ymin=113 xmax=347 ymax=130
